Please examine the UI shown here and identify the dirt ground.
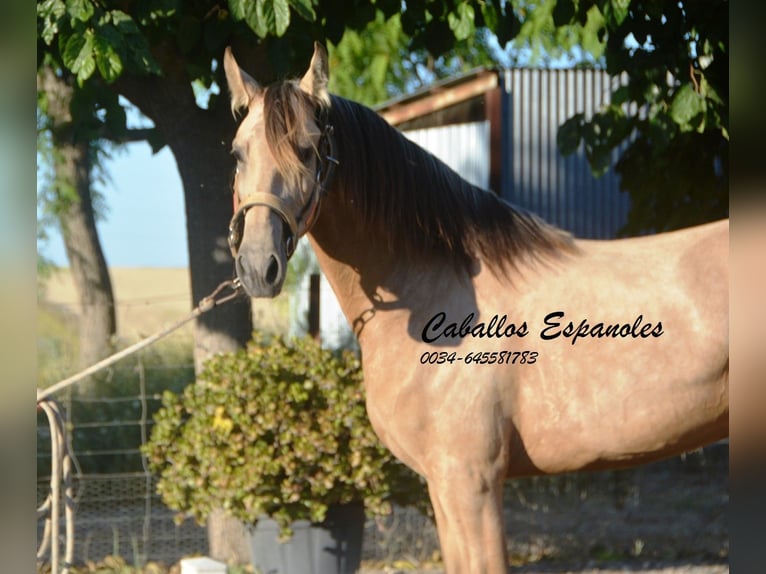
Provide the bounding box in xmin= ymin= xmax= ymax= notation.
xmin=361 ymin=563 xmax=727 ymax=574
xmin=361 ymin=444 xmax=728 ymax=573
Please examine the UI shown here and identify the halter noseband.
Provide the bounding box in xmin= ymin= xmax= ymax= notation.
xmin=228 ymin=123 xmax=338 ymax=259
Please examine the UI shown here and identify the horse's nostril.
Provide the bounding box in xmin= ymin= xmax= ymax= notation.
xmin=265 ymin=255 xmax=279 ymax=285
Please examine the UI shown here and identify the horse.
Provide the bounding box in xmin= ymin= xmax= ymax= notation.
xmin=222 ymin=43 xmax=729 ymax=573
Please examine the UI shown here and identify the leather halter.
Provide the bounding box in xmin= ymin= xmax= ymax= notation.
xmin=228 ymin=123 xmax=338 ymax=259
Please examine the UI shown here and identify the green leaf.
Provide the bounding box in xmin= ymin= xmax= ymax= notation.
xmin=108 ymin=9 xmax=140 ymax=35
xmin=272 ymin=0 xmax=291 ymax=36
xmin=581 ymin=5 xmax=606 ymax=58
xmin=288 ymin=0 xmax=315 ymax=22
xmin=369 ymin=53 xmax=389 ymax=91
xmin=244 ymin=0 xmax=291 ymax=37
xmin=557 ymin=113 xmax=584 ymax=156
xmin=670 ymin=83 xmax=706 ymax=131
xmin=479 ymin=2 xmax=499 ymax=30
xmin=447 ymin=3 xmax=475 ymax=41
xmin=255 ymin=0 xmax=272 ymax=36
xmin=92 ymin=33 xmax=123 ymax=82
xmin=103 ymin=11 xmax=161 ymax=75
xmin=67 ymin=0 xmax=94 ymax=23
xmin=228 ymin=0 xmax=246 ymax=21
xmin=244 ymin=0 xmax=266 ymax=37
xmin=143 ymin=0 xmax=179 ymax=22
xmin=127 ymin=40 xmax=162 ymax=75
xmin=587 ymin=146 xmax=612 ymax=177
xmin=63 ymin=30 xmax=96 ymax=83
xmin=38 ymin=0 xmax=67 ymax=44
xmin=61 ymin=32 xmax=85 ymax=69
xmin=39 ymin=0 xmax=66 ymax=20
xmin=603 ymin=0 xmax=630 ymax=28
xmin=699 ymin=75 xmax=724 ymax=106
xmin=76 ymin=55 xmax=96 ymax=85
xmin=41 ymin=22 xmax=59 ymax=46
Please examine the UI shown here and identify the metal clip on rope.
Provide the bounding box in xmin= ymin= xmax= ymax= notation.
xmin=198 ymin=278 xmax=242 ymax=312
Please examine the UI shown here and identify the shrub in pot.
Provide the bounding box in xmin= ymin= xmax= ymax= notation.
xmin=143 ymin=333 xmax=428 ymax=571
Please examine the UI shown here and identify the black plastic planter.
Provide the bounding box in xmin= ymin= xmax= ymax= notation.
xmin=248 ymin=503 xmax=365 ymax=574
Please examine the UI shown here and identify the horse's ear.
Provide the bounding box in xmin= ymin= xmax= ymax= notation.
xmin=223 ymin=47 xmax=261 ymax=116
xmin=299 ymin=42 xmax=330 ymax=105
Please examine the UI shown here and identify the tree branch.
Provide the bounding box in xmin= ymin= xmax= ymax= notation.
xmin=98 ymin=126 xmax=157 ymax=144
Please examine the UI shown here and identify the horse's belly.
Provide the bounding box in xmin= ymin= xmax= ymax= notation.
xmin=510 ymin=359 xmax=729 ymax=474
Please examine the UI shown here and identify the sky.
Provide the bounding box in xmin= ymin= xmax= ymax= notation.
xmin=39 ymin=132 xmax=190 ymax=269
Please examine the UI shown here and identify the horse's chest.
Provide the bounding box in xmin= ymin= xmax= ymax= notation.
xmin=361 ymin=347 xmax=517 ymax=475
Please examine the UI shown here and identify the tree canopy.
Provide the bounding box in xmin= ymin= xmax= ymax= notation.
xmin=555 ymin=0 xmax=728 ymax=233
xmin=38 ymin=0 xmax=727 ymax=242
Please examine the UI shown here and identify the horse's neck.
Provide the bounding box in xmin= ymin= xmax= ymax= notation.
xmin=307 ymin=223 xmax=392 ymax=342
xmin=306 ymin=196 xmax=452 ymax=344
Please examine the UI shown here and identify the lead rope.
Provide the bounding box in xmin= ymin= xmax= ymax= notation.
xmin=36 ymin=278 xmax=243 ymax=573
xmin=37 ymin=278 xmax=242 ymax=402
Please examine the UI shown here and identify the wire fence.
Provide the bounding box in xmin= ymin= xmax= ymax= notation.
xmin=36 ymin=355 xmax=203 ymax=567
xmin=36 ymin=354 xmax=729 ymax=569
xmin=36 ymin=356 xmax=441 ymax=569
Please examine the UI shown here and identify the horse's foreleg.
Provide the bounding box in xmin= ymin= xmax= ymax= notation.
xmin=428 ymin=471 xmax=508 ymax=574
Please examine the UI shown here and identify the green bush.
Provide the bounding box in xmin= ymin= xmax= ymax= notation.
xmin=143 ymin=333 xmax=428 ymax=539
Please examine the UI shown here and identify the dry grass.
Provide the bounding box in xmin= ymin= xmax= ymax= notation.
xmin=37 ymin=267 xmax=291 ymax=388
xmin=40 ymin=267 xmax=291 ymax=344
xmin=42 ymin=267 xmax=195 ymax=342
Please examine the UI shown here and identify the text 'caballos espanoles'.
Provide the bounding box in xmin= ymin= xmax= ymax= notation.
xmin=421 ymin=311 xmax=664 ymax=346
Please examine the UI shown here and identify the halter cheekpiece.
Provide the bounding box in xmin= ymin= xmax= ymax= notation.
xmin=228 ymin=123 xmax=338 ymax=259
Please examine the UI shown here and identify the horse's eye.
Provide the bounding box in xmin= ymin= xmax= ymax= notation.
xmin=231 ymin=148 xmax=245 ymax=164
xmin=299 ymin=146 xmax=314 ymax=162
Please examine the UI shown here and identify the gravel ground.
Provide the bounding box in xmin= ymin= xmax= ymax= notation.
xmin=361 ymin=562 xmax=728 ymax=574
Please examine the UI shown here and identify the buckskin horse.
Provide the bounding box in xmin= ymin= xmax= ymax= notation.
xmin=222 ymin=43 xmax=728 ymax=573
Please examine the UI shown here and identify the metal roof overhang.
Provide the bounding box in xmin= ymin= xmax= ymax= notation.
xmin=375 ymin=68 xmax=499 ymax=127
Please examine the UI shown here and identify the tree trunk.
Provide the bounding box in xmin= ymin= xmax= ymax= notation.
xmin=39 ymin=67 xmax=117 ymax=390
xmin=56 ymin=138 xmax=118 ymax=372
xmin=164 ymin=106 xmax=254 ymax=373
xmin=114 ymin=57 xmax=254 ymax=563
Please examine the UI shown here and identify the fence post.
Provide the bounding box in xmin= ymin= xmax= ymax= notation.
xmin=308 ymin=273 xmax=320 ymax=341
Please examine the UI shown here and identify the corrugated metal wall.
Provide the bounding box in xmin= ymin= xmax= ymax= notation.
xmin=404 ymin=122 xmax=490 ymax=189
xmin=500 ymin=68 xmax=629 ymax=239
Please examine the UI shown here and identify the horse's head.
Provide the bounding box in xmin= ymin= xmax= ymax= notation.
xmin=223 ymin=43 xmax=336 ymax=297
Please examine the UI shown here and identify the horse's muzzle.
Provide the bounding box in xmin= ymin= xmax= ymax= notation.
xmin=235 ymin=245 xmax=286 ymax=298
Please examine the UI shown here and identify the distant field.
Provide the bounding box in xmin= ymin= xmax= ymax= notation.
xmin=40 ymin=267 xmax=291 ymax=342
xmin=42 ymin=267 xmax=195 ymax=341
